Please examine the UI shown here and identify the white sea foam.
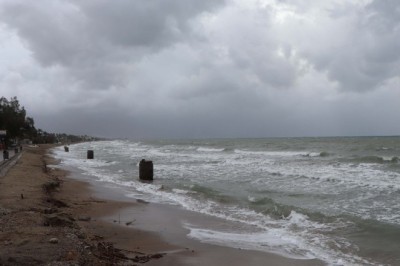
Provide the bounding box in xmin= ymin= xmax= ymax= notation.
xmin=234 ymin=149 xmax=309 ymax=157
xmin=306 ymin=152 xmax=321 ymax=157
xmin=197 ymin=147 xmax=225 ymax=152
xmin=185 ymin=226 xmax=313 ymax=259
xmin=172 ymin=188 xmax=192 ymax=194
xmin=247 ymin=196 xmax=257 ymax=203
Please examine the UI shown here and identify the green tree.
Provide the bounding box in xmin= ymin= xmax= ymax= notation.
xmin=0 ymin=96 xmax=37 ymax=143
xmin=0 ymin=97 xmax=25 ymax=138
xmin=0 ymin=96 xmax=100 ymax=145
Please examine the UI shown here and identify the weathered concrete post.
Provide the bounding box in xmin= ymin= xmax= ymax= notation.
xmin=139 ymin=159 xmax=153 ymax=181
xmin=3 ymin=150 xmax=9 ymax=160
xmin=64 ymin=146 xmax=69 ymax=152
xmin=87 ymin=150 xmax=94 ymax=159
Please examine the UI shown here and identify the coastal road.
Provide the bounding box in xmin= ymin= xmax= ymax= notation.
xmin=0 ymin=149 xmax=22 ymax=177
xmin=0 ymin=149 xmax=17 ymax=163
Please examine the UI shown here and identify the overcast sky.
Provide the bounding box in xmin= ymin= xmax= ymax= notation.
xmin=0 ymin=0 xmax=399 ymax=139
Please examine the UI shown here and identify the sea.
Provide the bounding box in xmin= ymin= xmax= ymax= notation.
xmin=52 ymin=136 xmax=400 ymax=265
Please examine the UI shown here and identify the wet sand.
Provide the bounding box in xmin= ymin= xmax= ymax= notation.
xmin=0 ymin=145 xmax=325 ymax=265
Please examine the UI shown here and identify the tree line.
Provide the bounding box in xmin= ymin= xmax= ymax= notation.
xmin=0 ymin=96 xmax=98 ymax=147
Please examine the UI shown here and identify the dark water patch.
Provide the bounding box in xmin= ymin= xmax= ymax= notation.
xmin=189 ymin=184 xmax=237 ymax=204
xmin=287 ymin=193 xmax=306 ymax=198
xmin=190 ymin=184 xmax=218 ymax=195
xmin=247 ymin=195 xmax=292 ymax=218
xmin=342 ymin=156 xmax=400 ymax=165
xmin=206 ymin=160 xmax=221 ymax=164
xmin=247 ymin=193 xmax=355 ymax=226
xmin=248 ymin=196 xmax=332 ymax=223
xmin=343 ymin=218 xmax=400 ymax=265
xmin=303 ymin=151 xmax=331 ymax=157
xmin=248 ymin=196 xmax=276 ymax=206
xmin=319 ymin=151 xmax=330 ymax=157
xmin=269 ymin=171 xmax=283 ymax=177
xmin=222 ymin=147 xmax=235 ymax=153
xmin=259 ymin=200 xmax=293 ymax=218
xmin=354 ymin=156 xmax=384 ymax=164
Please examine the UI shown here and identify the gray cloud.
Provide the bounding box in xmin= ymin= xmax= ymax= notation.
xmin=285 ymin=0 xmax=400 ymax=92
xmin=76 ymin=0 xmax=223 ymax=48
xmin=0 ymin=0 xmax=399 ymax=138
xmin=0 ymin=0 xmax=224 ymax=90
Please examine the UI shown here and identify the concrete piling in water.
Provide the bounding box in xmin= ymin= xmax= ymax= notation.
xmin=139 ymin=159 xmax=153 ymax=181
xmin=87 ymin=150 xmax=94 ymax=159
xmin=64 ymin=146 xmax=69 ymax=152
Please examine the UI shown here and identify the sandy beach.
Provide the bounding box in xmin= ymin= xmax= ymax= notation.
xmin=0 ymin=145 xmax=324 ymax=265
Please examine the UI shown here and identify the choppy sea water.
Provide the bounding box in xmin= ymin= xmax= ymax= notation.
xmin=52 ymin=137 xmax=400 ymax=265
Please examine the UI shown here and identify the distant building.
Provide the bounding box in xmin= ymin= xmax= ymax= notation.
xmin=22 ymin=139 xmax=33 ymax=145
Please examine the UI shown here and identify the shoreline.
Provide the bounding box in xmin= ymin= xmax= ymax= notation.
xmin=0 ymin=144 xmax=325 ymax=265
xmin=0 ymin=144 xmax=169 ymax=265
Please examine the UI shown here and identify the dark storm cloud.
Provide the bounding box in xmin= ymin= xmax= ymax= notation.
xmin=1 ymin=0 xmax=399 ymax=138
xmin=1 ymin=0 xmax=224 ymax=62
xmin=291 ymin=0 xmax=400 ymax=92
xmin=334 ymin=0 xmax=400 ymax=91
xmin=0 ymin=0 xmax=224 ymax=90
xmin=0 ymin=1 xmax=87 ymax=67
xmin=75 ymin=0 xmax=223 ymax=48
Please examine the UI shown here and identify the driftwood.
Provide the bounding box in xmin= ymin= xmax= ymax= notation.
xmin=94 ymin=241 xmax=165 ymax=264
